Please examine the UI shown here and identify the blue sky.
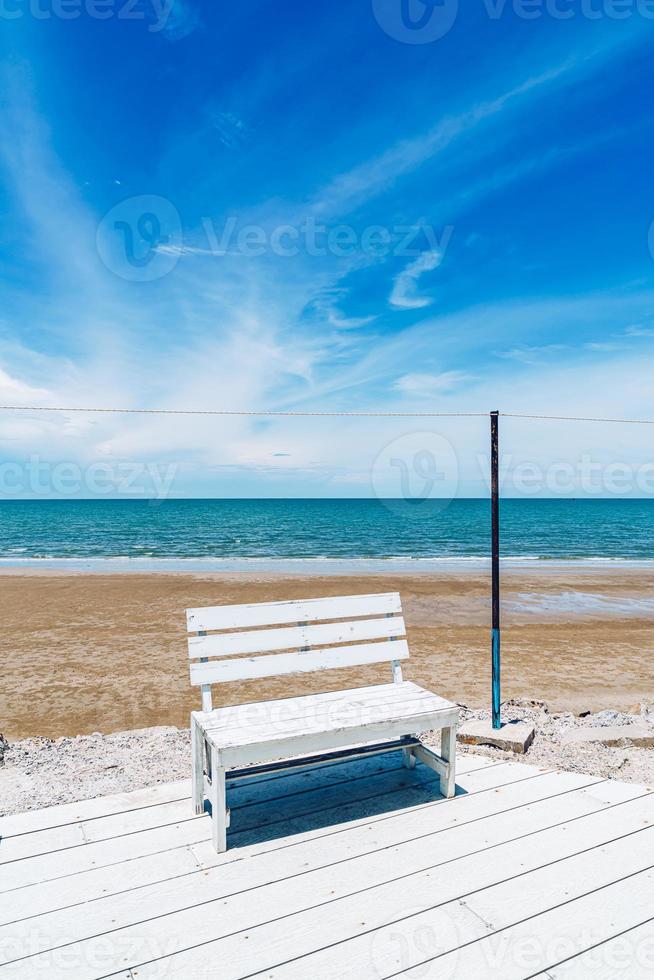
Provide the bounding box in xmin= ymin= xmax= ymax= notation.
xmin=1 ymin=1 xmax=654 ymax=498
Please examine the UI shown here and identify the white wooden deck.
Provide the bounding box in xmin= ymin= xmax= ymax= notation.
xmin=1 ymin=750 xmax=653 ymax=979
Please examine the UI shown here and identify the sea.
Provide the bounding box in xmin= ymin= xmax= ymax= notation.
xmin=0 ymin=498 xmax=652 ymax=571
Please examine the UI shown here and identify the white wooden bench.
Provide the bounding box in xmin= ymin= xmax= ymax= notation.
xmin=187 ymin=592 xmax=459 ymax=852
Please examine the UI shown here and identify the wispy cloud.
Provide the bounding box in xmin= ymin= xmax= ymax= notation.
xmin=393 ymin=371 xmax=470 ymax=397
xmin=584 ymin=341 xmax=622 ymax=352
xmin=306 ymin=45 xmax=630 ymax=222
xmin=389 ymin=249 xmax=444 ymax=309
xmin=312 ymin=66 xmax=570 ymax=217
xmin=309 ymin=291 xmax=376 ymax=330
xmin=1 ymin=16 xmax=653 ymax=496
xmin=0 ymin=367 xmax=50 ymax=404
xmin=210 ymin=111 xmax=249 ymax=150
xmin=156 ymin=0 xmax=200 ymax=40
xmin=498 ymin=344 xmax=568 ymax=364
xmin=624 ymin=323 xmax=654 ymax=338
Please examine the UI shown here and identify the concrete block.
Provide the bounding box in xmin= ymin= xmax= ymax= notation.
xmin=562 ymin=726 xmax=654 ymax=748
xmin=457 ymin=719 xmax=535 ymax=754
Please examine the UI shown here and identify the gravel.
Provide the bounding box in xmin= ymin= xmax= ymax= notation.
xmin=0 ymin=726 xmax=191 ymax=816
xmin=424 ymin=698 xmax=654 ymax=786
xmin=2 ymin=699 xmax=654 ymax=818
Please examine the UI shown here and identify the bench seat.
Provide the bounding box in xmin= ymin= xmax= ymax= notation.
xmin=194 ymin=681 xmax=457 ymax=768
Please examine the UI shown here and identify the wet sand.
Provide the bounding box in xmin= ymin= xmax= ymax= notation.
xmin=2 ymin=566 xmax=654 ymax=739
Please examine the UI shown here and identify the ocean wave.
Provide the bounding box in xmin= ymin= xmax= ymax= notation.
xmin=2 ymin=555 xmax=654 ymax=573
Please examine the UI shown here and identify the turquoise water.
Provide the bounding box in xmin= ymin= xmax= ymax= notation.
xmin=0 ymin=499 xmax=652 ymax=564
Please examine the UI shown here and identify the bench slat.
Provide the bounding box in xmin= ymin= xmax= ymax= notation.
xmin=186 ymin=592 xmax=401 ymax=633
xmin=196 ymin=683 xmax=435 ymax=730
xmin=200 ymin=691 xmax=441 ymax=738
xmin=193 ymin=681 xmax=426 ymax=724
xmin=202 ymin=689 xmax=454 ymax=746
xmin=189 ymin=639 xmax=409 ymax=686
xmin=188 ymin=616 xmax=406 ymax=659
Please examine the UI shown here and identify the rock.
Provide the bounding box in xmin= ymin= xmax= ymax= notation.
xmin=626 ymin=703 xmax=654 ymax=719
xmin=0 ymin=734 xmax=8 ymax=767
xmin=562 ymin=726 xmax=654 ymax=748
xmin=506 ymin=698 xmax=549 ymax=714
xmin=457 ymin=720 xmax=535 ymax=755
xmin=641 ymin=705 xmax=654 ymax=724
xmin=589 ymin=710 xmax=634 ymax=728
xmin=590 ymin=710 xmax=619 ymax=727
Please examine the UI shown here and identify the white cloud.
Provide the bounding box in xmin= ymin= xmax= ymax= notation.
xmin=0 ymin=367 xmax=50 ymax=404
xmin=394 ymin=371 xmax=470 ymax=397
xmin=624 ymin=323 xmax=654 ymax=338
xmin=157 ymin=0 xmax=200 ymax=41
xmin=306 ymin=40 xmax=646 ymax=222
xmin=310 ymin=291 xmax=376 ymax=330
xmin=210 ymin=111 xmax=249 ymax=150
xmin=389 ymin=250 xmax=443 ymax=309
xmin=2 ymin=39 xmax=654 ymax=498
xmin=584 ymin=341 xmax=622 ymax=352
xmin=498 ymin=344 xmax=568 ymax=364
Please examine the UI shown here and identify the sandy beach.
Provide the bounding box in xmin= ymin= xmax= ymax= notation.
xmin=2 ymin=565 xmax=654 ymax=740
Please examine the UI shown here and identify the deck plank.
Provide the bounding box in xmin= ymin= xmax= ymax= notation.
xmin=394 ymin=867 xmax=654 ymax=979
xmin=543 ymin=917 xmax=654 ymax=978
xmin=0 ymin=751 xmax=445 ymax=870
xmin=0 ymin=754 xmax=495 ymax=919
xmin=100 ymin=797 xmax=654 ymax=980
xmin=0 ymin=728 xmax=430 ymax=841
xmin=0 ymin=749 xmax=484 ymax=864
xmin=0 ymin=761 xmax=461 ymax=890
xmin=1 ymin=756 xmax=651 ymax=980
xmin=0 ymin=781 xmax=192 ymax=839
xmin=0 ymin=773 xmax=622 ymax=965
xmin=219 ymin=758 xmax=548 ymax=849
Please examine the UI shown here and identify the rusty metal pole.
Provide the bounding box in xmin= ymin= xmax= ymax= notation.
xmin=491 ymin=411 xmax=501 ymax=730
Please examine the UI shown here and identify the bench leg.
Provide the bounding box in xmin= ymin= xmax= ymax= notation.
xmin=209 ymin=746 xmax=228 ymax=853
xmin=402 ymin=745 xmax=416 ymax=769
xmin=191 ymin=717 xmax=205 ymax=816
xmin=440 ymin=725 xmax=457 ymax=799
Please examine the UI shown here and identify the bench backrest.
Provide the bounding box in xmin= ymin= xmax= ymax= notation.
xmin=186 ymin=592 xmax=408 ymax=712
